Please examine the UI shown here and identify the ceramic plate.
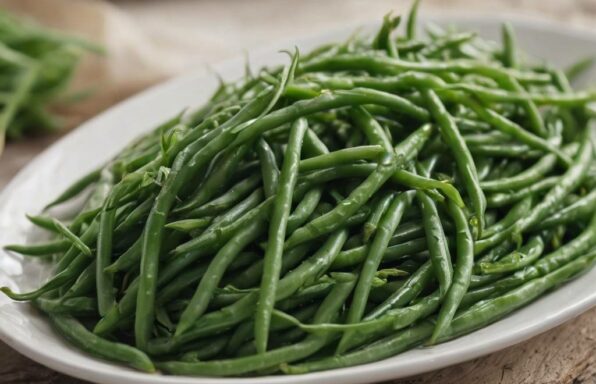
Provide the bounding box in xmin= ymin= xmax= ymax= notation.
xmin=1 ymin=12 xmax=595 ymax=384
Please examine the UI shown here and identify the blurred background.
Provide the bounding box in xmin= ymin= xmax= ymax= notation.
xmin=1 ymin=0 xmax=595 ymax=187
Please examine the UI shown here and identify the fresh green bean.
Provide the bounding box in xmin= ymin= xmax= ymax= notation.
xmin=44 ymin=168 xmax=102 ymax=210
xmin=430 ymin=200 xmax=473 ymax=344
xmin=176 ymin=218 xmax=265 ymax=336
xmin=423 ymin=89 xmax=485 ymax=235
xmin=4 ymin=239 xmax=70 ymax=256
xmin=49 ymin=315 xmax=155 ymax=372
xmin=338 ymin=191 xmax=413 ymax=353
xmin=363 ymin=192 xmax=396 ymax=242
xmin=417 ymin=190 xmax=452 ymax=298
xmin=478 ymin=235 xmax=544 ymax=274
xmin=254 ymin=118 xmax=307 ymax=353
xmin=299 ymin=145 xmax=385 ymax=172
xmin=257 ymin=138 xmax=280 ymax=197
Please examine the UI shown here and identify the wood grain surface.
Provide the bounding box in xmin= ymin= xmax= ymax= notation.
xmin=1 ymin=0 xmax=595 ymax=383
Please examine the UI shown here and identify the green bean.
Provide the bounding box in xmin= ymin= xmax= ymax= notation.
xmin=49 ymin=315 xmax=155 ymax=372
xmin=286 ymin=124 xmax=434 ymax=249
xmin=350 ymin=106 xmax=393 ymax=152
xmin=565 ymin=55 xmax=596 ymax=83
xmin=478 ymin=235 xmax=544 ymax=274
xmin=103 ymin=236 xmax=142 ymax=274
xmin=534 ymin=189 xmax=596 ymax=230
xmin=232 ymin=88 xmax=430 ymax=147
xmin=94 ymin=197 xmax=275 ymax=335
xmin=373 ymin=13 xmax=400 ymax=57
xmin=444 ymin=82 xmax=596 ymax=108
xmin=275 ymin=291 xmax=437 ymax=337
xmin=338 ymin=191 xmax=413 ymax=353
xmin=228 ymin=244 xmax=310 ymax=289
xmin=174 ymin=189 xmax=267 ymax=256
xmin=503 ymin=75 xmax=548 ymax=138
xmin=147 ymin=230 xmax=347 ymax=355
xmin=84 ymin=167 xmax=114 ymax=212
xmin=226 ymin=304 xmax=318 ymax=356
xmin=301 ymin=54 xmax=551 ymax=84
xmin=502 ymin=23 xmax=517 ymax=68
xmin=442 ymin=249 xmax=596 ymax=342
xmin=69 ymin=208 xmax=102 ymax=234
xmin=44 ymin=167 xmax=102 ymax=210
xmin=468 ymin=143 xmax=543 ymax=159
xmin=422 ymin=32 xmax=476 ymax=58
xmin=42 ymin=217 xmax=91 ymax=256
xmin=164 ymin=218 xmax=212 ymax=233
xmin=62 ymin=261 xmax=97 ymax=299
xmin=4 ymin=239 xmax=70 ymax=256
xmin=113 ymin=197 xmax=154 ymax=234
xmin=188 ymin=174 xmax=262 ymax=218
xmin=363 ymin=192 xmax=396 ymax=242
xmin=392 ymin=170 xmax=464 ymax=207
xmin=423 ymin=89 xmax=485 ymax=235
xmin=515 ymin=125 xmax=594 ymax=232
xmin=332 ymin=237 xmax=429 ymax=269
xmin=482 ymin=196 xmax=532 ymax=238
xmin=366 ymin=260 xmax=434 ymax=319
xmin=134 ymin=83 xmax=279 ymax=346
xmin=430 ymin=200 xmax=474 ymax=344
xmin=487 ymin=177 xmax=559 ymax=208
xmin=463 ymin=132 xmax=511 ymax=146
xmin=255 ymin=118 xmax=308 ymax=353
xmin=35 ymin=297 xmax=97 ymax=316
xmin=480 ymin=152 xmax=560 ymax=192
xmin=285 ymin=155 xmax=397 ymax=249
xmin=299 ymin=145 xmax=385 ymax=172
xmin=303 ymin=128 xmax=330 ymax=157
xmin=1 ymin=221 xmax=101 ymax=300
xmin=158 ymin=276 xmax=355 ymax=376
xmin=96 ymin=204 xmax=116 ymax=315
xmin=417 ymin=190 xmax=452 ymax=298
xmin=283 ymin=321 xmax=434 ymax=374
xmin=180 ymin=337 xmax=228 ymax=362
xmin=287 ymin=188 xmax=323 ymax=233
xmin=257 ymin=138 xmax=280 ymax=197
xmin=176 ymin=144 xmax=250 ymax=214
xmin=406 ymin=0 xmax=421 ymax=40
xmin=462 ymin=214 xmax=596 ymax=305
xmin=176 ymin=218 xmax=265 ymax=336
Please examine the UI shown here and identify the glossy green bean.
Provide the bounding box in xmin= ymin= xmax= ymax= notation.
xmin=534 ymin=189 xmax=596 ymax=230
xmin=417 ymin=190 xmax=452 ymax=298
xmin=44 ymin=167 xmax=102 ymax=210
xmin=430 ymin=200 xmax=474 ymax=344
xmin=257 ymin=138 xmax=280 ymax=197
xmin=299 ymin=145 xmax=385 ymax=172
xmin=255 ymin=118 xmax=307 ymax=353
xmin=176 ymin=218 xmax=265 ymax=336
xmin=423 ymin=89 xmax=485 ymax=236
xmin=363 ymin=192 xmax=396 ymax=242
xmin=338 ymin=191 xmax=413 ymax=353
xmin=49 ymin=315 xmax=155 ymax=372
xmin=478 ymin=235 xmax=544 ymax=274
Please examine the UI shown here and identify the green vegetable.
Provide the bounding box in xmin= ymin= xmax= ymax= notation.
xmin=2 ymin=5 xmax=595 ymax=376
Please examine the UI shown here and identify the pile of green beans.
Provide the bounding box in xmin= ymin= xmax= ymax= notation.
xmin=3 ymin=1 xmax=596 ymax=376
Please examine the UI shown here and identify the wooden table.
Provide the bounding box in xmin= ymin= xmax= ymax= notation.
xmin=1 ymin=0 xmax=595 ymax=382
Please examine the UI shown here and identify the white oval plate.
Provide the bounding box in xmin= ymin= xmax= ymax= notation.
xmin=1 ymin=12 xmax=595 ymax=384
